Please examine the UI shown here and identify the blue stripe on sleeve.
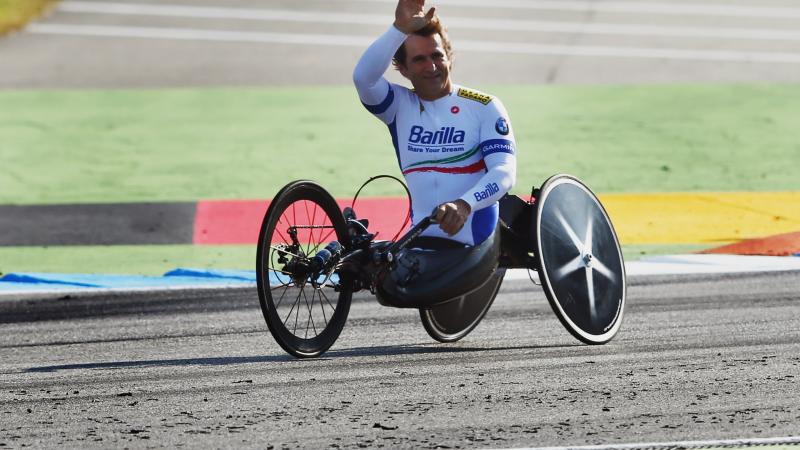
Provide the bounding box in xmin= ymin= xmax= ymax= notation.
xmin=471 ymin=204 xmax=499 ymax=245
xmin=479 ymin=139 xmax=515 ymax=157
xmin=361 ymin=85 xmax=395 ymax=115
xmin=388 ymin=119 xmax=401 ymax=170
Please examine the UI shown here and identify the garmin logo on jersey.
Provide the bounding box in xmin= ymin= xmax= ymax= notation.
xmin=409 ymin=126 xmax=465 ymax=145
xmin=473 ymin=183 xmax=500 ymax=202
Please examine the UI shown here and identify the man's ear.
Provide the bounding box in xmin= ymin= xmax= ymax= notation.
xmin=396 ymin=63 xmax=410 ymax=79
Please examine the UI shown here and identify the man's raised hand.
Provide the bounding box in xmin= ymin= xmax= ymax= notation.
xmin=394 ymin=0 xmax=436 ymax=34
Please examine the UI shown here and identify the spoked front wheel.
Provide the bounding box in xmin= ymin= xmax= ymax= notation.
xmin=256 ymin=180 xmax=351 ymax=358
xmin=534 ymin=174 xmax=626 ymax=344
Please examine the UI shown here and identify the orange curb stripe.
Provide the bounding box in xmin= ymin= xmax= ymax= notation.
xmin=192 ymin=193 xmax=799 ymax=246
xmin=701 ymin=231 xmax=800 ymax=256
xmin=598 ymin=192 xmax=800 ymax=245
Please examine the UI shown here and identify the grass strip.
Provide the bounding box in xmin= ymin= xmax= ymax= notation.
xmin=0 ymin=244 xmax=709 ymax=276
xmin=0 ymin=0 xmax=56 ymax=35
xmin=1 ymin=84 xmax=799 ymax=205
xmin=0 ymin=245 xmax=256 ymax=276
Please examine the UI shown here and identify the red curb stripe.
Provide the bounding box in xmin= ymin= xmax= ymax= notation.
xmin=194 ymin=198 xmax=411 ymax=245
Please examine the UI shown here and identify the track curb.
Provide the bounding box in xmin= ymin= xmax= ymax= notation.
xmin=2 ymin=270 xmax=799 ymax=324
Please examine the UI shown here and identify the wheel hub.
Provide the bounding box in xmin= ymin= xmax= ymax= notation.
xmin=583 ymin=252 xmax=594 ymax=268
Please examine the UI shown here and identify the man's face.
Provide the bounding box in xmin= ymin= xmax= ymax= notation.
xmin=397 ymin=34 xmax=452 ymax=101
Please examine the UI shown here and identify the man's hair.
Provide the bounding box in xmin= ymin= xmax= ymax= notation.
xmin=392 ymin=16 xmax=453 ymax=68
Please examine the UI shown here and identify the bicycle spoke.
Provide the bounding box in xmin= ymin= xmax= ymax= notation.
xmin=269 ymin=267 xmax=296 ymax=278
xmin=269 ymin=281 xmax=293 ymax=290
xmin=283 ymin=287 xmax=303 ymax=327
xmin=318 ymin=286 xmax=328 ymax=326
xmin=293 ymin=287 xmax=302 ymax=335
xmin=303 ymin=200 xmax=313 ymax=256
xmin=309 ymin=202 xmax=320 ymax=256
xmin=274 ymin=216 xmax=291 ymax=246
xmin=310 ymin=225 xmax=336 ymax=255
xmin=301 ymin=287 xmax=317 ymax=339
xmin=274 ymin=284 xmax=291 ymax=309
xmin=269 ymin=245 xmax=304 ymax=260
xmin=318 ymin=288 xmax=337 ymax=315
xmin=292 ymin=201 xmax=297 ymax=233
xmin=309 ymin=288 xmax=318 ymax=336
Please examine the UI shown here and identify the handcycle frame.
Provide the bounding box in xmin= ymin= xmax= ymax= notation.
xmin=256 ymin=174 xmax=626 ymax=358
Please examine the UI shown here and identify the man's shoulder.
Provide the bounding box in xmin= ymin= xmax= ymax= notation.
xmin=391 ymin=83 xmax=417 ymax=103
xmin=454 ymin=86 xmax=496 ymax=106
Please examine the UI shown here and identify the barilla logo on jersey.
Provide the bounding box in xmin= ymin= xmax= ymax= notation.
xmin=473 ymin=183 xmax=500 ymax=202
xmin=409 ymin=126 xmax=466 ymax=145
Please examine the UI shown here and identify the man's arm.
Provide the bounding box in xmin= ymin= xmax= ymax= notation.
xmin=437 ymin=98 xmax=517 ymax=236
xmin=435 ymin=148 xmax=516 ymax=236
xmin=352 ymin=26 xmax=405 ymax=123
xmin=353 ymin=0 xmax=435 ymax=122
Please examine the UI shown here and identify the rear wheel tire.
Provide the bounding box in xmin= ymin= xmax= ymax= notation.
xmin=419 ymin=269 xmax=504 ymax=343
xmin=533 ymin=174 xmax=626 ymax=345
xmin=256 ymin=181 xmax=351 ymax=358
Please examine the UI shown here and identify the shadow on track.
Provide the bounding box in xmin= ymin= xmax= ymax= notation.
xmin=25 ymin=355 xmax=296 ymax=373
xmin=325 ymin=342 xmax=580 ymax=358
xmin=24 ymin=343 xmax=578 ymax=373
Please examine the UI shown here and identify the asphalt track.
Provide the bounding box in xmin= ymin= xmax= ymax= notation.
xmin=2 ymin=271 xmax=800 ymax=448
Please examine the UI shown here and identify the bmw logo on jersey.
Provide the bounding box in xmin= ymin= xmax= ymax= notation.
xmin=495 ymin=117 xmax=509 ymax=135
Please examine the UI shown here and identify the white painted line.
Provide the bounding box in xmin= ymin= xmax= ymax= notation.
xmin=2 ymin=255 xmax=798 ymax=295
xmin=344 ymin=0 xmax=800 ymax=19
xmin=495 ymin=434 xmax=800 ymax=450
xmin=626 ymin=254 xmax=800 ymax=276
xmin=504 ymin=254 xmax=800 ymax=280
xmin=26 ymin=24 xmax=800 ymax=64
xmin=58 ymin=1 xmax=800 ymax=42
xmin=27 ymin=23 xmax=371 ymax=46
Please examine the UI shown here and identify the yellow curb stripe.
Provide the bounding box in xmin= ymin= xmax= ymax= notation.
xmin=597 ymin=192 xmax=800 ymax=245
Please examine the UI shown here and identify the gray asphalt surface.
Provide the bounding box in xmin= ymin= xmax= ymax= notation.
xmin=2 ymin=0 xmax=800 ymax=88
xmin=2 ymin=272 xmax=799 ymax=448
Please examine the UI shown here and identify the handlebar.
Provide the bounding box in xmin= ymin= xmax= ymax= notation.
xmin=375 ymin=212 xmax=438 ymax=264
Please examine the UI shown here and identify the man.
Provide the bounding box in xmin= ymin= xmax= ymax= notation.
xmin=353 ymin=0 xmax=517 ymax=246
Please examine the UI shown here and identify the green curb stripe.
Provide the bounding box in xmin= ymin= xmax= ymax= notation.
xmin=403 ymin=145 xmax=480 ymax=169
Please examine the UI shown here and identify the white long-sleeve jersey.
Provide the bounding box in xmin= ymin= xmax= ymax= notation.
xmin=353 ymin=25 xmax=517 ymax=245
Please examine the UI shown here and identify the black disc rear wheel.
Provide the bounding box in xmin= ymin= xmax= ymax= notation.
xmin=256 ymin=181 xmax=351 ymax=358
xmin=534 ymin=174 xmax=626 ymax=344
xmin=419 ymin=269 xmax=504 ymax=343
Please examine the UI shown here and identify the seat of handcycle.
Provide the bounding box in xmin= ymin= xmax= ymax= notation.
xmin=375 ymin=228 xmax=501 ymax=309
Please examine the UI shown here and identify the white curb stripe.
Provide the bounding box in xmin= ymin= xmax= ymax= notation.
xmin=27 ymin=24 xmax=800 ymax=64
xmin=57 ymin=1 xmax=800 ymax=42
xmin=493 ymin=434 xmax=800 ymax=450
xmin=3 ymin=255 xmax=798 ymax=295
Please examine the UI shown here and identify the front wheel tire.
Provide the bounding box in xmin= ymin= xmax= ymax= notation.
xmin=256 ymin=180 xmax=352 ymax=358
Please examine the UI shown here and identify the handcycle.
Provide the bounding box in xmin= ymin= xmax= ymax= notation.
xmin=256 ymin=174 xmax=626 ymax=358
